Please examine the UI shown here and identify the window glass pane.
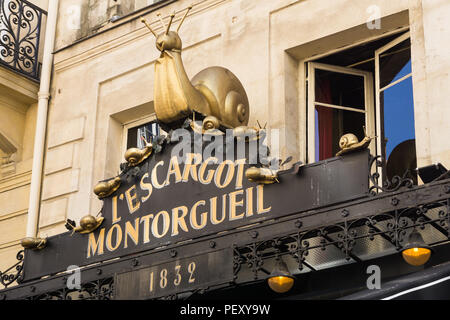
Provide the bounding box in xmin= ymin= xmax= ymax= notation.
xmin=127 ymin=122 xmax=160 ymax=149
xmin=315 ymin=69 xmax=365 ymax=110
xmin=381 ymin=76 xmax=415 ymax=159
xmin=315 ymin=106 xmax=365 ymax=161
xmin=379 ymin=38 xmax=411 ymax=88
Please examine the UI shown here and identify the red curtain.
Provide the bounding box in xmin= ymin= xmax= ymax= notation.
xmin=316 ymin=79 xmax=333 ymax=160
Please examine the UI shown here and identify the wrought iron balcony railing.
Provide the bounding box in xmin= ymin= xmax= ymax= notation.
xmin=0 ymin=0 xmax=46 ymax=81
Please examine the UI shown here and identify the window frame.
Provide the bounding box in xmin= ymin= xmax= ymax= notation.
xmin=307 ymin=62 xmax=375 ymax=163
xmin=122 ymin=114 xmax=158 ymax=154
xmin=374 ymin=31 xmax=412 ymax=166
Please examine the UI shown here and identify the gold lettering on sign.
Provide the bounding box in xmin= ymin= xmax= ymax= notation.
xmin=166 ymin=156 xmax=182 ymax=186
xmin=106 ymin=223 xmax=123 ymax=252
xmin=199 ymin=157 xmax=218 ymax=184
xmin=112 ymin=195 xmax=121 ymax=224
xmin=125 ymin=185 xmax=140 ymax=214
xmin=140 ymin=213 xmax=154 ymax=244
xmin=171 ymin=206 xmax=189 ymax=236
xmin=152 ymin=161 xmax=166 ymax=189
xmin=235 ymin=159 xmax=246 ymax=189
xmin=140 ymin=173 xmax=153 ymax=203
xmin=87 ymin=228 xmax=105 ymax=258
xmin=124 ymin=218 xmax=140 ymax=248
xmin=87 ymin=154 xmax=277 ymax=258
xmin=214 ymin=160 xmax=235 ymax=189
xmin=229 ymin=189 xmax=244 ymax=221
xmin=257 ymin=185 xmax=271 ymax=214
xmin=246 ymin=187 xmax=254 ymax=217
xmin=182 ymin=153 xmax=201 ymax=182
xmin=190 ymin=200 xmax=207 ymax=230
xmin=210 ymin=194 xmax=227 ymax=225
xmin=152 ymin=210 xmax=170 ymax=238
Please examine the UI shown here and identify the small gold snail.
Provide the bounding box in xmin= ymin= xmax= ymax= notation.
xmin=124 ymin=143 xmax=153 ymax=166
xmin=336 ymin=128 xmax=373 ymax=156
xmin=72 ymin=215 xmax=104 ymax=235
xmin=232 ymin=125 xmax=262 ymax=141
xmin=93 ymin=176 xmax=121 ymax=199
xmin=245 ymin=167 xmax=279 ymax=184
xmin=21 ymin=237 xmax=47 ymax=250
xmin=141 ymin=5 xmax=249 ymax=129
xmin=202 ymin=115 xmax=221 ymax=131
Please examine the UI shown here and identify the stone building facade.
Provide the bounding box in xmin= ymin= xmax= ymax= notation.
xmin=0 ymin=0 xmax=449 ymax=292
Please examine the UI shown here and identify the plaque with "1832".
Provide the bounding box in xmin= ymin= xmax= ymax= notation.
xmin=114 ymin=248 xmax=233 ymax=299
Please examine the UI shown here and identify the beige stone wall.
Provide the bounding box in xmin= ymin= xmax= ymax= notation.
xmin=54 ymin=0 xmax=166 ymax=50
xmin=0 ymin=67 xmax=39 ymax=285
xmin=0 ymin=0 xmax=47 ymax=284
xmin=1 ymin=0 xmax=449 ymax=281
xmin=39 ymin=0 xmax=450 ymax=232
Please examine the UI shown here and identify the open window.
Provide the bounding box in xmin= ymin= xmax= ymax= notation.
xmin=124 ymin=118 xmax=161 ymax=151
xmin=375 ymin=32 xmax=417 ymax=184
xmin=306 ymin=31 xmax=417 ymax=184
xmin=307 ymin=63 xmax=375 ymax=162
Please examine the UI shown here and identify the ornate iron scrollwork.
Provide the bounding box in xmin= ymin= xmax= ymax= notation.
xmin=0 ymin=250 xmax=24 ymax=288
xmin=369 ymin=155 xmax=414 ymax=195
xmin=233 ymin=199 xmax=450 ymax=280
xmin=0 ymin=0 xmax=46 ymax=80
xmin=27 ymin=277 xmax=114 ymax=300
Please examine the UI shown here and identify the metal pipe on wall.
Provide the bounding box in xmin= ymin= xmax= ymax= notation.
xmin=26 ymin=0 xmax=60 ymax=238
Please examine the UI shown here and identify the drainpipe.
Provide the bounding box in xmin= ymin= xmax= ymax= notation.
xmin=25 ymin=0 xmax=60 ymax=242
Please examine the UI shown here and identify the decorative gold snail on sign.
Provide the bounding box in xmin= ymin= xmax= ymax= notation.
xmin=93 ymin=176 xmax=121 ymax=199
xmin=245 ymin=167 xmax=279 ymax=184
xmin=21 ymin=237 xmax=47 ymax=250
xmin=141 ymin=5 xmax=249 ymax=129
xmin=336 ymin=127 xmax=374 ymax=156
xmin=71 ymin=215 xmax=104 ymax=235
xmin=124 ymin=143 xmax=153 ymax=166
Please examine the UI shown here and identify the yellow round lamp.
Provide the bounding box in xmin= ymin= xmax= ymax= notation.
xmin=267 ymin=258 xmax=295 ymax=293
xmin=401 ymin=230 xmax=432 ymax=266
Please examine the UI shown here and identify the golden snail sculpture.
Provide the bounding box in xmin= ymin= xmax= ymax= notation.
xmin=72 ymin=215 xmax=104 ymax=234
xmin=141 ymin=5 xmax=249 ymax=129
xmin=245 ymin=167 xmax=279 ymax=184
xmin=124 ymin=143 xmax=153 ymax=166
xmin=336 ymin=128 xmax=374 ymax=156
xmin=21 ymin=237 xmax=47 ymax=250
xmin=93 ymin=176 xmax=122 ymax=199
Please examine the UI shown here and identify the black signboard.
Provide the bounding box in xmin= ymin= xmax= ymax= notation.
xmin=114 ymin=248 xmax=233 ymax=299
xmin=23 ymin=129 xmax=369 ymax=281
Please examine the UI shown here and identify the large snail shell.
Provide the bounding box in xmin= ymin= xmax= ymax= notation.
xmin=80 ymin=215 xmax=97 ymax=229
xmin=124 ymin=147 xmax=141 ymax=165
xmin=339 ymin=133 xmax=359 ymax=149
xmin=192 ymin=66 xmax=249 ymax=128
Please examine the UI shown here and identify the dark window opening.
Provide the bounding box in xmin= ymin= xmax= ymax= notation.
xmin=309 ymin=31 xmax=417 ymax=185
xmin=127 ymin=121 xmax=160 ymax=149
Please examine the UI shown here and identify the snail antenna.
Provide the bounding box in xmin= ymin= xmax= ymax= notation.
xmin=166 ymin=12 xmax=175 ymax=35
xmin=156 ymin=12 xmax=167 ymax=30
xmin=140 ymin=17 xmax=157 ymax=37
xmin=177 ymin=4 xmax=193 ymax=32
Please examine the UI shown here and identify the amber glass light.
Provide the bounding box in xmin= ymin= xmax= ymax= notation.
xmin=401 ymin=230 xmax=432 ymax=266
xmin=267 ymin=257 xmax=295 ymax=293
xmin=267 ymin=275 xmax=295 ymax=293
xmin=402 ymin=247 xmax=432 ymax=266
